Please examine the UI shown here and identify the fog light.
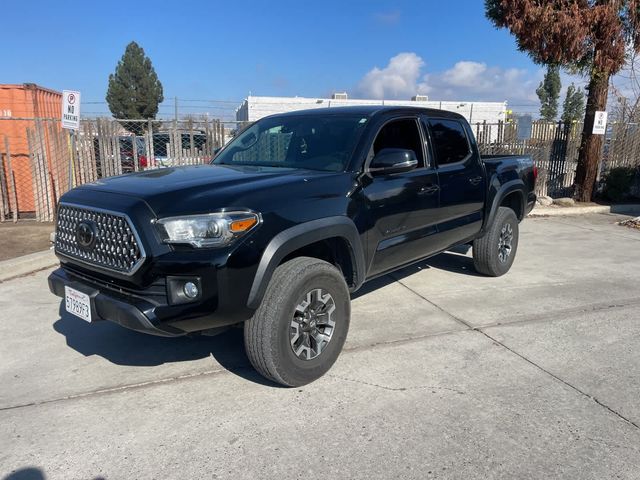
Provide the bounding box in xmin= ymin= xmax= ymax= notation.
xmin=183 ymin=282 xmax=199 ymax=299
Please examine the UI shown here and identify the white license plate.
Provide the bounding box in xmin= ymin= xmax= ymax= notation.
xmin=65 ymin=286 xmax=92 ymax=322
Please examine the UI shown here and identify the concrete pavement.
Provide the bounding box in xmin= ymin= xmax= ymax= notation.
xmin=0 ymin=249 xmax=56 ymax=283
xmin=529 ymin=203 xmax=640 ymax=217
xmin=1 ymin=213 xmax=640 ymax=479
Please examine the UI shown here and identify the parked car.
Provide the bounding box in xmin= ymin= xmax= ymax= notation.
xmin=119 ymin=136 xmax=150 ymax=171
xmin=49 ymin=106 xmax=537 ymax=386
xmin=151 ymin=132 xmax=209 ymax=166
xmin=93 ymin=136 xmax=149 ymax=176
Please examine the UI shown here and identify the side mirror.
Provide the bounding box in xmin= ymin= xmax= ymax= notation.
xmin=369 ymin=148 xmax=418 ymax=175
xmin=241 ymin=132 xmax=257 ymax=147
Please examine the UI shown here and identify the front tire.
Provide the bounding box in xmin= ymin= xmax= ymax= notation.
xmin=244 ymin=257 xmax=351 ymax=387
xmin=473 ymin=206 xmax=519 ymax=277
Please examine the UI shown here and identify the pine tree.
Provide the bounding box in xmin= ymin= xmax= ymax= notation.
xmin=561 ymin=84 xmax=586 ymax=123
xmin=485 ymin=1 xmax=640 ymax=201
xmin=536 ymin=66 xmax=561 ymax=121
xmin=106 ymin=42 xmax=164 ymax=134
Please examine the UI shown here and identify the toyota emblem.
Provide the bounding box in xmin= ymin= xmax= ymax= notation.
xmin=76 ymin=220 xmax=97 ymax=250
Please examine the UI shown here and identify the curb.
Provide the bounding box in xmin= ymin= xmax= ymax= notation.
xmin=0 ymin=249 xmax=57 ymax=283
xmin=529 ymin=204 xmax=640 ymax=217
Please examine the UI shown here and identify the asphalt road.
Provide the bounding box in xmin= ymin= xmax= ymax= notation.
xmin=1 ymin=213 xmax=640 ymax=480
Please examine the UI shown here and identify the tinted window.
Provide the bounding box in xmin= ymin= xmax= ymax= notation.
xmin=214 ymin=114 xmax=368 ymax=172
xmin=373 ymin=118 xmax=424 ymax=166
xmin=428 ymin=119 xmax=470 ymax=166
xmin=230 ymin=125 xmax=293 ymax=165
xmin=151 ymin=133 xmax=208 ymax=157
xmin=119 ymin=137 xmax=139 ymax=155
xmin=181 ymin=133 xmax=207 ymax=150
xmin=153 ymin=134 xmax=170 ymax=157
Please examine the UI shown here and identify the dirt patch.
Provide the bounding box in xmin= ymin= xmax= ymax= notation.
xmin=619 ymin=216 xmax=640 ymax=230
xmin=0 ymin=222 xmax=54 ymax=261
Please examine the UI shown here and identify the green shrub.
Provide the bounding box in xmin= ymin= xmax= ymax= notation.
xmin=604 ymin=167 xmax=638 ymax=202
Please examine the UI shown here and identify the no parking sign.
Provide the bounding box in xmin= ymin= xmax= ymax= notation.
xmin=61 ymin=90 xmax=81 ymax=130
xmin=592 ymin=110 xmax=607 ymax=135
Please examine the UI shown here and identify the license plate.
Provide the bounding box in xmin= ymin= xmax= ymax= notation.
xmin=65 ymin=286 xmax=92 ymax=322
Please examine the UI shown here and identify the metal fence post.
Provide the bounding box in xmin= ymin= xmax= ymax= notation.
xmin=68 ymin=129 xmax=77 ymax=191
xmin=3 ymin=137 xmax=18 ymax=222
xmin=0 ymin=141 xmax=7 ymax=222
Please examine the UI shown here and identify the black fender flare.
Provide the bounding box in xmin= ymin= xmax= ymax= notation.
xmin=483 ymin=179 xmax=526 ymax=232
xmin=247 ymin=216 xmax=366 ymax=309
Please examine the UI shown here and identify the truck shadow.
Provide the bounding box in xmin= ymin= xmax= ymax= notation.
xmin=352 ymin=249 xmax=481 ymax=299
xmin=52 ymin=304 xmax=279 ymax=387
xmin=416 ymin=250 xmax=483 ymax=278
xmin=52 ymin=249 xmax=481 ymax=387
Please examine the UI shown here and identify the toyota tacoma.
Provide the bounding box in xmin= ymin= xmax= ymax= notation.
xmin=49 ymin=106 xmax=537 ymax=386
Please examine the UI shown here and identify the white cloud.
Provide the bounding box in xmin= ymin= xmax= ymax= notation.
xmin=434 ymin=61 xmax=541 ymax=103
xmin=442 ymin=61 xmax=488 ymax=88
xmin=355 ymin=52 xmax=430 ymax=100
xmin=353 ymin=52 xmax=554 ymax=107
xmin=351 ymin=52 xmax=617 ymax=119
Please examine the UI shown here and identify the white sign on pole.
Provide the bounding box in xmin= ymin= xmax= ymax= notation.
xmin=61 ymin=90 xmax=81 ymax=130
xmin=592 ymin=110 xmax=607 ymax=135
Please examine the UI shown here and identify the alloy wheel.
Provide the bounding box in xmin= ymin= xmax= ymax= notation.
xmin=497 ymin=223 xmax=513 ymax=263
xmin=290 ymin=288 xmax=336 ymax=360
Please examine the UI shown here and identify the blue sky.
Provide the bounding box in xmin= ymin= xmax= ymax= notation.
xmin=3 ymin=0 xmax=591 ymax=117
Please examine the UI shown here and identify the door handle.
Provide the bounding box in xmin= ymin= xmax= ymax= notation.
xmin=419 ymin=185 xmax=440 ymax=195
xmin=469 ymin=176 xmax=483 ymax=186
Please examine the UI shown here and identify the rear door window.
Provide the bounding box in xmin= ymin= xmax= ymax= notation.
xmin=428 ymin=119 xmax=471 ymax=166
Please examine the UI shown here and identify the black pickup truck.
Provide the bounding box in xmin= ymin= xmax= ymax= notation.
xmin=49 ymin=106 xmax=536 ymax=386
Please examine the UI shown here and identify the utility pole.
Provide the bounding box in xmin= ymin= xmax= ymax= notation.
xmin=174 ymin=96 xmax=178 ymax=120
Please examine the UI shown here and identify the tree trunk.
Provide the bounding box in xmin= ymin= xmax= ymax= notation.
xmin=573 ymin=70 xmax=610 ymax=202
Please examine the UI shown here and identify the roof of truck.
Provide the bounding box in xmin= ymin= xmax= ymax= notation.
xmin=274 ymin=105 xmax=466 ymax=120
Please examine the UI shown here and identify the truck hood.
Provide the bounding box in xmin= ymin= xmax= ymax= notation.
xmin=75 ymin=164 xmax=353 ymax=217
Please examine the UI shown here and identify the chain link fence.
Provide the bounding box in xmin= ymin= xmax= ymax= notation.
xmin=0 ymin=117 xmax=247 ymax=221
xmin=1 ymin=117 xmax=640 ymax=222
xmin=474 ymin=120 xmax=640 ymax=198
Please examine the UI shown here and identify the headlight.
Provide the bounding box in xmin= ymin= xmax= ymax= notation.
xmin=155 ymin=211 xmax=260 ymax=248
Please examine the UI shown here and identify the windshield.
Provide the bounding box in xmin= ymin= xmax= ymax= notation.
xmin=213 ymin=114 xmax=368 ymax=171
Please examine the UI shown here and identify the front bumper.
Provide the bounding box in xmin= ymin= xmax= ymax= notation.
xmin=48 ymin=267 xmax=250 ymax=337
xmin=48 ymin=190 xmax=265 ymax=336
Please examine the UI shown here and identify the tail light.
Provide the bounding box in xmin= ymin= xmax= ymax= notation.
xmin=139 ymin=155 xmax=148 ymax=168
xmin=533 ymin=164 xmax=538 ymax=182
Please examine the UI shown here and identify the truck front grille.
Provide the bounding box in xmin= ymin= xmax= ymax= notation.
xmin=55 ymin=204 xmax=145 ymax=274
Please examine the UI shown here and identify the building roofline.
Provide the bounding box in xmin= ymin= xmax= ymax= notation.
xmin=0 ymin=83 xmax=63 ymax=96
xmin=241 ymin=94 xmax=507 ymax=105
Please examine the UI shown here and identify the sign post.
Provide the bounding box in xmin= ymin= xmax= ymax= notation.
xmin=61 ymin=90 xmax=81 ymax=189
xmin=592 ymin=111 xmax=608 ymax=135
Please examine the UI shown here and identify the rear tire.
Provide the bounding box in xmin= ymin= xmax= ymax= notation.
xmin=473 ymin=207 xmax=519 ymax=277
xmin=244 ymin=256 xmax=350 ymax=387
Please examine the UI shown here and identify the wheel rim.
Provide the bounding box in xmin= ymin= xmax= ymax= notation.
xmin=290 ymin=288 xmax=336 ymax=360
xmin=497 ymin=223 xmax=513 ymax=263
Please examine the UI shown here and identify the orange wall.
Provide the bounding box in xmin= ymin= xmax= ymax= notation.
xmin=0 ymin=84 xmax=62 ymax=213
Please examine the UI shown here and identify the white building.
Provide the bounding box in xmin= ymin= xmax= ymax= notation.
xmin=235 ymin=94 xmax=507 ymax=125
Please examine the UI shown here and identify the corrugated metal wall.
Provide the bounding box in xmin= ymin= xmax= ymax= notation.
xmin=0 ymin=84 xmax=62 ymax=214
